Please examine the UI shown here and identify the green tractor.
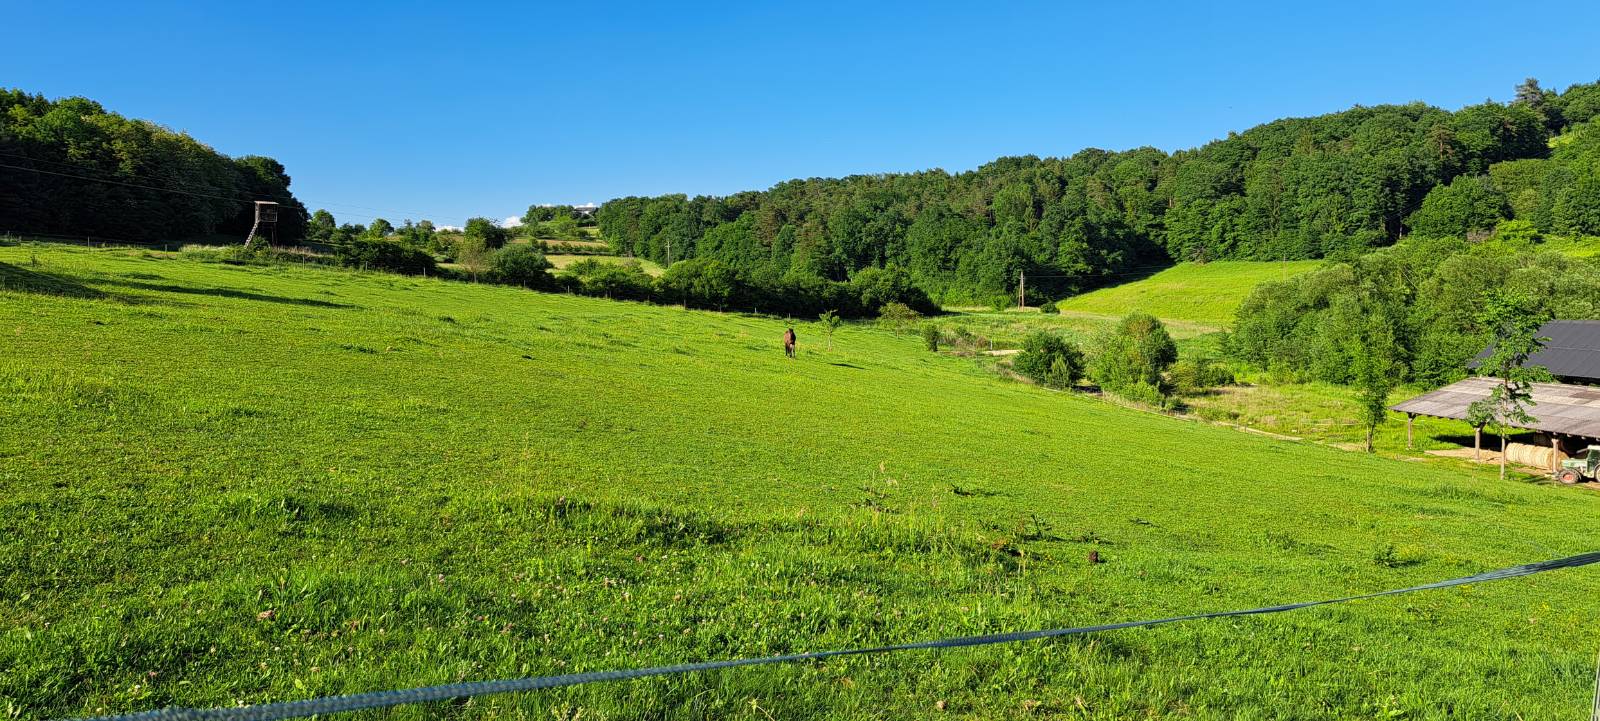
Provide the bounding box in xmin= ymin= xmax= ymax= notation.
xmin=1555 ymin=446 xmax=1600 ymax=484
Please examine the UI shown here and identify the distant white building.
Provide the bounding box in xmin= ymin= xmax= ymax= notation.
xmin=573 ymin=203 xmax=599 ymax=217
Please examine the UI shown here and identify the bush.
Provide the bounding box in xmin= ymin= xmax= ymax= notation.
xmin=877 ymin=301 xmax=921 ymax=332
xmin=335 ymin=238 xmax=436 ymax=275
xmin=988 ymin=294 xmax=1014 ymax=312
xmin=558 ymin=259 xmax=655 ymax=300
xmin=921 ymin=324 xmax=940 ymax=352
xmin=183 ymin=244 xmax=332 ymax=266
xmin=850 ymin=266 xmax=939 ymax=316
xmin=1089 ymin=311 xmax=1177 ymax=393
xmin=1168 ymin=356 xmax=1236 ymax=395
xmin=1013 ymin=332 xmax=1084 ymax=389
xmin=489 ymin=244 xmax=554 ymax=288
xmin=1113 ymin=380 xmax=1174 ymax=409
xmin=658 ymin=257 xmax=739 ymax=309
xmin=1039 ymin=300 xmax=1060 ymax=314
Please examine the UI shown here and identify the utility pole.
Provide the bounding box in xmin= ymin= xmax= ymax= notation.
xmin=1017 ymin=269 xmax=1026 ymax=309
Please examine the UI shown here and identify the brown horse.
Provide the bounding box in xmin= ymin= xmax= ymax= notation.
xmin=783 ymin=328 xmax=797 ymax=358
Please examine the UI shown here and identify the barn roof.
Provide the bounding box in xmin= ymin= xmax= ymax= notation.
xmin=1474 ymin=320 xmax=1600 ymax=382
xmin=1390 ymin=376 xmax=1600 ymax=438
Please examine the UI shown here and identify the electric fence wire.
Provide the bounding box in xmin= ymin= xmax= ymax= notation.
xmin=69 ymin=550 xmax=1600 ymax=721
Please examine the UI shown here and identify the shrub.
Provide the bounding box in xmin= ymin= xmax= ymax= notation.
xmin=335 ymin=238 xmax=436 ymax=275
xmin=1089 ymin=311 xmax=1177 ymax=393
xmin=1039 ymin=300 xmax=1060 ymax=314
xmin=877 ymin=301 xmax=921 ymax=332
xmin=658 ymin=257 xmax=739 ymax=309
xmin=489 ymin=244 xmax=554 ymax=288
xmin=183 ymin=244 xmax=331 ymax=266
xmin=850 ymin=266 xmax=939 ymax=316
xmin=558 ymin=259 xmax=655 ymax=300
xmin=1112 ymin=380 xmax=1173 ymax=409
xmin=921 ymin=324 xmax=940 ymax=352
xmin=1013 ymin=332 xmax=1083 ymax=389
xmin=178 ymin=244 xmax=227 ymax=262
xmin=1168 ymin=356 xmax=1236 ymax=395
xmin=988 ymin=294 xmax=1014 ymax=312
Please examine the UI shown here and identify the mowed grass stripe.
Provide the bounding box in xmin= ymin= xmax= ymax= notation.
xmin=2 ymin=244 xmax=1599 ymax=720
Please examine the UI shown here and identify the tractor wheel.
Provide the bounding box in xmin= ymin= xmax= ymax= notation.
xmin=1557 ymin=468 xmax=1581 ymax=485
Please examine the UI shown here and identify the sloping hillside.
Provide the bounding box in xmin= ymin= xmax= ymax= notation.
xmin=3 ymin=244 xmax=1599 ymax=719
xmin=1055 ymin=261 xmax=1321 ymax=325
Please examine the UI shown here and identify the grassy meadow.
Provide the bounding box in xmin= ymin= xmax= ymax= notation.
xmin=1054 ymin=262 xmax=1321 ymax=325
xmin=4 ymin=243 xmax=1600 ymax=720
xmin=545 ymin=254 xmax=665 ymax=277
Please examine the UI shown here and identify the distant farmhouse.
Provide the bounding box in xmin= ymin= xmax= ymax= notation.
xmin=1392 ymin=320 xmax=1600 ymax=469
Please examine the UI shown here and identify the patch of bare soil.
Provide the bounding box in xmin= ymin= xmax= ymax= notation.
xmin=1427 ymin=447 xmax=1502 ymax=463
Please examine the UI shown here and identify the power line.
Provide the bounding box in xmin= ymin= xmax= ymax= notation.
xmin=0 ymin=152 xmax=448 ymax=223
xmin=0 ymin=162 xmax=254 ymax=204
xmin=0 ymin=150 xmax=270 ymax=201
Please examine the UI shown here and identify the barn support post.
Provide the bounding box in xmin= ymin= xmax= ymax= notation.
xmin=1474 ymin=426 xmax=1483 ymax=462
xmin=1406 ymin=414 xmax=1415 ymax=449
xmin=1552 ymin=436 xmax=1564 ymax=472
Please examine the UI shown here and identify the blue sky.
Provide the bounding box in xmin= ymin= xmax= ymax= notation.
xmin=7 ymin=1 xmax=1600 ymax=227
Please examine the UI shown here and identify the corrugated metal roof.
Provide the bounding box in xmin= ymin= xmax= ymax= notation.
xmin=1390 ymin=376 xmax=1600 ymax=438
xmin=1473 ymin=320 xmax=1600 ymax=382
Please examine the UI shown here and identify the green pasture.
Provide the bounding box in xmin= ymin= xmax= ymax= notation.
xmin=1055 ymin=262 xmax=1321 ymax=325
xmin=545 ymin=254 xmax=664 ymax=277
xmin=3 ymin=243 xmax=1600 ymax=720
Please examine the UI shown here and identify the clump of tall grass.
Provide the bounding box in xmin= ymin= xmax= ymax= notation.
xmin=180 ymin=244 xmax=333 ymax=266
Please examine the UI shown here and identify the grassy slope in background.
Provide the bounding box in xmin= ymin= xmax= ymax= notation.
xmin=2 ymin=244 xmax=1599 ymax=720
xmin=1056 ymin=261 xmax=1323 ymax=325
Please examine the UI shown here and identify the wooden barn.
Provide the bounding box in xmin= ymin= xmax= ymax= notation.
xmin=1391 ymin=320 xmax=1600 ymax=470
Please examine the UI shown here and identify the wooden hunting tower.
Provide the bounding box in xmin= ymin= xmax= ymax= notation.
xmin=244 ymin=200 xmax=279 ymax=248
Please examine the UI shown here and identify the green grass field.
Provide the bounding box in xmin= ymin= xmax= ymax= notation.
xmin=1055 ymin=262 xmax=1322 ymax=325
xmin=4 ymin=244 xmax=1600 ymax=720
xmin=1540 ymin=235 xmax=1600 ymax=259
xmin=545 ymin=254 xmax=664 ymax=277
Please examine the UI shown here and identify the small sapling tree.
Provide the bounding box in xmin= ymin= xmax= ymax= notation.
xmin=455 ymin=235 xmax=490 ymax=283
xmin=819 ymin=310 xmax=842 ymax=349
xmin=1466 ymin=290 xmax=1552 ymax=480
xmin=1352 ymin=315 xmax=1399 ymax=453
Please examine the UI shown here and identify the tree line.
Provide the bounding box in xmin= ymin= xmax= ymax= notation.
xmin=597 ymin=79 xmax=1600 ymax=306
xmin=1227 ymin=227 xmax=1600 ymax=391
xmin=0 ymin=89 xmax=309 ymax=242
xmin=1224 ymin=88 xmax=1600 ymax=390
xmin=281 ymin=206 xmax=936 ymax=319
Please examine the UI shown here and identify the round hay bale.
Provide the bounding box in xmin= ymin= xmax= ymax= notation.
xmin=1504 ymin=442 xmax=1564 ymax=469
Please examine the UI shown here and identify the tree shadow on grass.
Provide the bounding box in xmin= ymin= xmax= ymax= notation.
xmin=93 ymin=278 xmax=357 ymax=309
xmin=0 ymin=262 xmax=108 ymax=299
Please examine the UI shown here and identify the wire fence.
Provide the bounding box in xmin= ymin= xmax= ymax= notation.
xmin=71 ymin=550 xmax=1600 ymax=721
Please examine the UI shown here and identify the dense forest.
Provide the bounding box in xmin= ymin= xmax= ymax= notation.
xmin=599 ymin=79 xmax=1600 ymax=305
xmin=1228 ymin=230 xmax=1600 ymax=389
xmin=0 ymin=89 xmax=308 ymax=242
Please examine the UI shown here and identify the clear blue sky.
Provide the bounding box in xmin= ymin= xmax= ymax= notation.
xmin=9 ymin=1 xmax=1600 ymax=227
